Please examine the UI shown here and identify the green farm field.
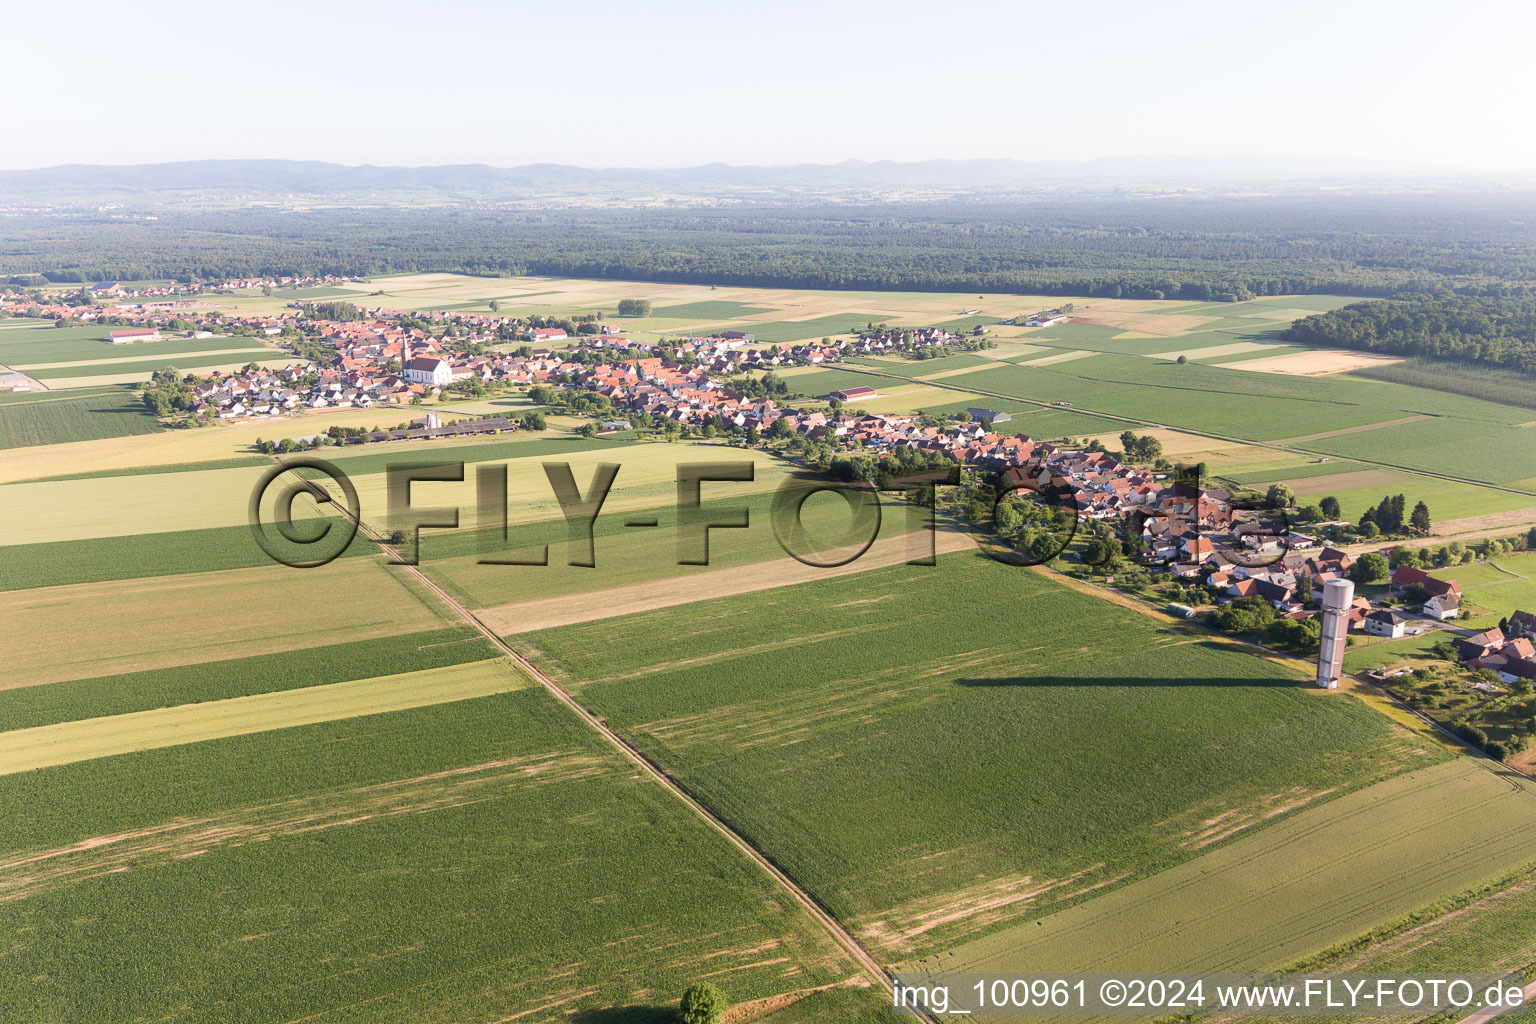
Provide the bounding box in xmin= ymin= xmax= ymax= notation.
xmin=423 ymin=483 xmax=927 ymax=613
xmin=0 ymin=461 xmax=307 ymax=544
xmin=1350 ymin=356 xmax=1536 ymax=411
xmin=651 ymin=299 xmax=773 ymax=318
xmin=514 ymin=552 xmax=1444 ymax=960
xmin=0 ymin=554 xmax=454 ymax=687
xmin=1301 ymin=415 xmax=1536 ymax=486
xmin=0 ymin=518 xmax=377 ymax=592
xmin=0 ymin=690 xmax=869 ymax=1023
xmin=845 ymin=352 xmax=999 ymax=378
xmin=0 ymin=657 xmax=537 ymax=774
xmin=730 ymin=313 xmax=897 ymax=344
xmin=0 ymin=439 xmax=725 ymax=546
xmin=16 ymin=453 xmax=269 ymax=483
xmin=1278 ymin=470 xmax=1534 ymax=523
xmin=1216 ymin=865 xmax=1536 ymax=1024
xmin=0 ymin=626 xmax=495 ymax=732
xmin=0 ymin=323 xmax=269 ymax=366
xmin=1434 ymin=552 xmax=1536 ymax=624
xmin=25 ymin=350 xmax=291 ymax=382
xmin=817 ymin=328 xmax=1536 ymax=485
xmin=774 ymin=364 xmax=906 ymax=397
xmin=920 ymin=759 xmax=1536 ymax=1003
xmin=347 ymin=439 xmax=792 ymax=537
xmin=0 ymin=385 xmax=163 ymax=449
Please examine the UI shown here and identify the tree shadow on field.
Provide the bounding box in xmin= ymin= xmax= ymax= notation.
xmin=570 ymin=1006 xmax=676 ymax=1024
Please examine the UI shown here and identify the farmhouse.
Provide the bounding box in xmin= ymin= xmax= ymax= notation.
xmin=1389 ymin=565 xmax=1462 ymax=618
xmin=1423 ymin=592 xmax=1460 ymax=620
xmin=1463 ymin=632 xmax=1536 ymax=683
xmin=1456 ymin=627 xmax=1505 ymax=663
xmin=1509 ymin=610 xmax=1536 ymax=639
xmin=108 ymin=327 xmax=161 ymax=344
xmin=967 ymin=408 xmax=1012 ymax=424
xmin=831 ymin=386 xmax=878 ymax=402
xmin=1363 ymin=609 xmax=1406 ymax=639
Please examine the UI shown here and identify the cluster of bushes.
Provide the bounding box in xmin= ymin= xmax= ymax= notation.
xmin=1454 ymin=723 xmax=1517 ymax=762
xmin=1117 ymin=430 xmax=1164 ymax=464
xmin=139 ymin=366 xmax=200 ymax=417
xmin=1211 ymin=595 xmax=1321 ymax=652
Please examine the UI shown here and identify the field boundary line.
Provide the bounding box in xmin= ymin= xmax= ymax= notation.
xmin=271 ymin=457 xmax=932 ymax=1022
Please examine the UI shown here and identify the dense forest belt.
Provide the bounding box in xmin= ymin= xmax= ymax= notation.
xmin=7 ymin=193 xmax=1536 ymax=298
xmin=1284 ymin=295 xmax=1536 ymax=374
xmin=834 ymin=364 xmax=1536 ymax=498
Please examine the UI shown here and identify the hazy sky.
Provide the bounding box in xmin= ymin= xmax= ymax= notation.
xmin=6 ymin=0 xmax=1535 ymax=170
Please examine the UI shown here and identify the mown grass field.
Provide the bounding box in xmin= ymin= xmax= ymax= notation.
xmin=0 ymin=385 xmax=163 ymax=449
xmin=0 ymin=690 xmax=868 ymax=1023
xmin=1341 ymin=630 xmax=1445 ymax=674
xmin=515 ymin=552 xmax=1444 ymax=960
xmin=920 ymin=759 xmax=1536 ymax=987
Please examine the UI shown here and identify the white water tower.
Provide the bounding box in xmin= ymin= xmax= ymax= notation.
xmin=1316 ymin=577 xmax=1355 ymax=689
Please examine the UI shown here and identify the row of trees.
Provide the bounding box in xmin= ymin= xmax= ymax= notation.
xmin=1359 ymin=493 xmax=1431 ymax=537
xmin=1262 ymin=488 xmax=1432 ymax=539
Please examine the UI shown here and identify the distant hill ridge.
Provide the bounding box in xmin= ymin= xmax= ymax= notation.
xmin=0 ymin=155 xmax=1464 ymax=195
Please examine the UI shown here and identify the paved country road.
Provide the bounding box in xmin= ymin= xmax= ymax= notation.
xmin=1453 ymin=980 xmax=1536 ymax=1024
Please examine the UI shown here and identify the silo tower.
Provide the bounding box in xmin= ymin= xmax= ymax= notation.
xmin=1316 ymin=577 xmax=1355 ymax=689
